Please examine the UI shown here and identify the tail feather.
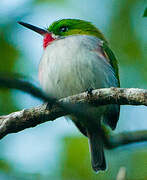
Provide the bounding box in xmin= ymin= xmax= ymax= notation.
xmin=88 ymin=132 xmax=106 ymax=172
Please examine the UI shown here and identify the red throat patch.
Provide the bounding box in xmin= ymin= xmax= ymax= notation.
xmin=43 ymin=33 xmax=55 ymax=49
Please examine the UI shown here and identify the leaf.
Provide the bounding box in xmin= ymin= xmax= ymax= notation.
xmin=0 ymin=159 xmax=13 ymax=173
xmin=143 ymin=7 xmax=147 ymax=17
xmin=0 ymin=32 xmax=19 ymax=114
xmin=0 ymin=33 xmax=19 ymax=73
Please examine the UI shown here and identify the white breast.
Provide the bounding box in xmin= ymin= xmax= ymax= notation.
xmin=39 ymin=35 xmax=118 ymax=99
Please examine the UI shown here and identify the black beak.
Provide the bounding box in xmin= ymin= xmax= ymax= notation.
xmin=18 ymin=21 xmax=48 ymax=35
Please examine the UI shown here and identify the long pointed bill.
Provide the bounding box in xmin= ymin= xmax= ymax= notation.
xmin=18 ymin=21 xmax=48 ymax=35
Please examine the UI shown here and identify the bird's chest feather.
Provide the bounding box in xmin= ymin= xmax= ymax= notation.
xmin=39 ymin=35 xmax=118 ymax=98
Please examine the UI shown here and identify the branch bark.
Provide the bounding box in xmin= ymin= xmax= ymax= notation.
xmin=0 ymin=87 xmax=147 ymax=148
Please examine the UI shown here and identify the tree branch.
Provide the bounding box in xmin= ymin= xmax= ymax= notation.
xmin=0 ymin=86 xmax=147 ymax=148
xmin=0 ymin=75 xmax=147 ymax=148
xmin=106 ymin=130 xmax=147 ymax=149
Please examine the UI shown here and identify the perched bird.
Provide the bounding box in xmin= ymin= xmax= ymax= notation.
xmin=18 ymin=19 xmax=120 ymax=172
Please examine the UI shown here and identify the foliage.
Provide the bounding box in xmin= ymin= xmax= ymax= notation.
xmin=0 ymin=0 xmax=146 ymax=179
xmin=143 ymin=7 xmax=147 ymax=17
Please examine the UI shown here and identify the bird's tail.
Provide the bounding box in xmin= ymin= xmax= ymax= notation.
xmin=88 ymin=131 xmax=106 ymax=172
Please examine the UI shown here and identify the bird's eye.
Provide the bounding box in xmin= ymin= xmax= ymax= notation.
xmin=60 ymin=26 xmax=68 ymax=32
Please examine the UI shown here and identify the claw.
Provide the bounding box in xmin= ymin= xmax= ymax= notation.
xmin=46 ymin=102 xmax=53 ymax=110
xmin=87 ymin=87 xmax=94 ymax=96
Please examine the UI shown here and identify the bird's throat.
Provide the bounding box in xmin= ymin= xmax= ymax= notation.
xmin=43 ymin=33 xmax=55 ymax=49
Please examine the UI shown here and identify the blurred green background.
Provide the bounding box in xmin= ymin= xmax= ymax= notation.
xmin=0 ymin=0 xmax=147 ymax=179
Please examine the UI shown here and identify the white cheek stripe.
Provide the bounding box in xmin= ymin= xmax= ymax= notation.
xmin=52 ymin=33 xmax=59 ymax=39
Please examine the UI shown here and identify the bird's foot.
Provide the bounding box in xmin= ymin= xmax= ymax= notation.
xmin=46 ymin=102 xmax=54 ymax=110
xmin=87 ymin=87 xmax=94 ymax=96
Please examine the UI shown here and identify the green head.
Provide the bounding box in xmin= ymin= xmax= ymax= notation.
xmin=48 ymin=19 xmax=107 ymax=41
xmin=18 ymin=19 xmax=107 ymax=49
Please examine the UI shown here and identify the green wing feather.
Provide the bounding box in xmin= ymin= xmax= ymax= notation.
xmin=102 ymin=42 xmax=120 ymax=87
xmin=101 ymin=42 xmax=120 ymax=130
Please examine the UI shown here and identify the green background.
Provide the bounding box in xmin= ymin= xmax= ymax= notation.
xmin=0 ymin=0 xmax=146 ymax=179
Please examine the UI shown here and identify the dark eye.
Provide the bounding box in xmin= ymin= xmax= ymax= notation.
xmin=60 ymin=26 xmax=68 ymax=32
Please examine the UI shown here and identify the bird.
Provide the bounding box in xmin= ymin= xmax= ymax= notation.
xmin=18 ymin=19 xmax=120 ymax=172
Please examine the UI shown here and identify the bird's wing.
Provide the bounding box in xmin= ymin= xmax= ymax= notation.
xmin=100 ymin=42 xmax=120 ymax=130
xmin=102 ymin=42 xmax=120 ymax=86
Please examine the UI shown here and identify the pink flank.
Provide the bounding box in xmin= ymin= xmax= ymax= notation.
xmin=43 ymin=33 xmax=55 ymax=49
